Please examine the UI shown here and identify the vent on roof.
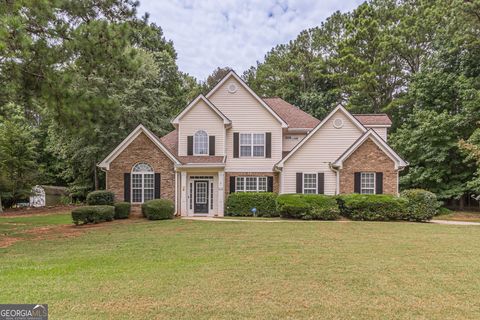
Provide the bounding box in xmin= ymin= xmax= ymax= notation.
xmin=227 ymin=83 xmax=237 ymax=94
xmin=333 ymin=118 xmax=344 ymax=129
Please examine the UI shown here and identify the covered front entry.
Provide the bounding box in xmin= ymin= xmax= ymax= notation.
xmin=177 ymin=169 xmax=225 ymax=217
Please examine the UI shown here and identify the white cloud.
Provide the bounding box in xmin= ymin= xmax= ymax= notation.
xmin=137 ymin=0 xmax=362 ymax=80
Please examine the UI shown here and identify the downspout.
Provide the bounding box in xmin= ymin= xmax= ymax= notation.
xmin=329 ymin=163 xmax=340 ymax=195
xmin=396 ymin=166 xmax=406 ymax=196
xmin=98 ymin=165 xmax=107 ymax=190
xmin=174 ymin=167 xmax=178 ymax=215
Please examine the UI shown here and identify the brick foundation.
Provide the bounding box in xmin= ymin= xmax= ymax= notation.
xmin=339 ymin=138 xmax=398 ymax=195
xmin=106 ymin=132 xmax=175 ymax=202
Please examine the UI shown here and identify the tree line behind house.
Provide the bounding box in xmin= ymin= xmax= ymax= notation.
xmin=0 ymin=0 xmax=479 ymax=210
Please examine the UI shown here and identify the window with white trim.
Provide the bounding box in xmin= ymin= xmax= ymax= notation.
xmin=361 ymin=172 xmax=375 ymax=194
xmin=194 ymin=130 xmax=208 ymax=155
xmin=236 ymin=177 xmax=268 ymax=192
xmin=131 ymin=163 xmax=154 ymax=203
xmin=303 ymin=173 xmax=317 ymax=194
xmin=239 ymin=133 xmax=265 ymax=157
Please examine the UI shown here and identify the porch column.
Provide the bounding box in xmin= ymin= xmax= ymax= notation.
xmin=180 ymin=171 xmax=188 ymax=216
xmin=217 ymin=171 xmax=225 ymax=216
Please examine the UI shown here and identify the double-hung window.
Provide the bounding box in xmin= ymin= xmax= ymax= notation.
xmin=303 ymin=173 xmax=317 ymax=194
xmin=240 ymin=133 xmax=265 ymax=157
xmin=236 ymin=177 xmax=268 ymax=192
xmin=132 ymin=163 xmax=155 ymax=203
xmin=360 ymin=172 xmax=375 ymax=194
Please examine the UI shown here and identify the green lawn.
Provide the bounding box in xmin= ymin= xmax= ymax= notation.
xmin=1 ymin=215 xmax=480 ymax=319
xmin=436 ymin=210 xmax=480 ymax=222
xmin=0 ymin=213 xmax=71 ymax=238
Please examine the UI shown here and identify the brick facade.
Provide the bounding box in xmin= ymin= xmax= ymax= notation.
xmin=107 ymin=132 xmax=175 ymax=202
xmin=224 ymin=172 xmax=279 ymax=197
xmin=339 ymin=138 xmax=398 ymax=195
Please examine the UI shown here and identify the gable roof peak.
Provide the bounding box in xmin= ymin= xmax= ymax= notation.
xmin=332 ymin=129 xmax=408 ymax=169
xmin=276 ymin=103 xmax=367 ymax=167
xmin=205 ymin=71 xmax=288 ymax=128
xmin=98 ymin=124 xmax=180 ymax=169
xmin=171 ymin=94 xmax=231 ymax=126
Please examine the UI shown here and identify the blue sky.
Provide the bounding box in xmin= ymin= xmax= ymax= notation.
xmin=137 ymin=0 xmax=363 ymax=81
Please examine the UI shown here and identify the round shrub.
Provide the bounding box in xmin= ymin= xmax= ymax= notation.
xmin=400 ymin=189 xmax=439 ymax=221
xmin=114 ymin=202 xmax=131 ymax=219
xmin=276 ymin=194 xmax=340 ymax=220
xmin=276 ymin=194 xmax=309 ymax=219
xmin=86 ymin=191 xmax=115 ymax=206
xmin=71 ymin=205 xmax=115 ymax=225
xmin=142 ymin=199 xmax=175 ymax=220
xmin=226 ymin=192 xmax=278 ymax=217
xmin=337 ymin=194 xmax=407 ymax=221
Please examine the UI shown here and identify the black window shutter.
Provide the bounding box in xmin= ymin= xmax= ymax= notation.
xmin=375 ymin=172 xmax=383 ymax=194
xmin=354 ymin=172 xmax=361 ymax=193
xmin=233 ymin=133 xmax=239 ymax=158
xmin=296 ymin=172 xmax=303 ymax=194
xmin=317 ymin=173 xmax=324 ymax=194
xmin=229 ymin=176 xmax=236 ymax=193
xmin=154 ymin=173 xmax=161 ymax=199
xmin=187 ymin=136 xmax=193 ymax=155
xmin=209 ymin=136 xmax=215 ymax=155
xmin=267 ymin=176 xmax=274 ymax=192
xmin=265 ymin=132 xmax=272 ymax=158
xmin=124 ymin=173 xmax=131 ymax=202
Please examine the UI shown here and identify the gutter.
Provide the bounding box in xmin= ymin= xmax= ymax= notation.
xmin=286 ymin=128 xmax=312 ymax=134
xmin=175 ymin=163 xmax=226 ymax=169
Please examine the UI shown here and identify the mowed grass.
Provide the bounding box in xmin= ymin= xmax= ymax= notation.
xmin=1 ymin=216 xmax=480 ymax=319
xmin=436 ymin=210 xmax=480 ymax=222
xmin=0 ymin=213 xmax=72 ymax=238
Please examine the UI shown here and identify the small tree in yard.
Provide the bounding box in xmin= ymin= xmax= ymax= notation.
xmin=0 ymin=109 xmax=38 ymax=208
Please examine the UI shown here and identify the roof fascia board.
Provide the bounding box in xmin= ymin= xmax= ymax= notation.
xmin=362 ymin=124 xmax=392 ymax=128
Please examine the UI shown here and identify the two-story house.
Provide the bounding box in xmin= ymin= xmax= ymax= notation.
xmin=98 ymin=71 xmax=407 ymax=216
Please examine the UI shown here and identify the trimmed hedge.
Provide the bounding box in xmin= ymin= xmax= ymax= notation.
xmin=226 ymin=192 xmax=278 ymax=217
xmin=72 ymin=205 xmax=115 ymax=225
xmin=337 ymin=194 xmax=407 ymax=221
xmin=142 ymin=199 xmax=175 ymax=220
xmin=276 ymin=194 xmax=340 ymax=220
xmin=114 ymin=202 xmax=131 ymax=219
xmin=401 ymin=189 xmax=439 ymax=221
xmin=86 ymin=191 xmax=115 ymax=206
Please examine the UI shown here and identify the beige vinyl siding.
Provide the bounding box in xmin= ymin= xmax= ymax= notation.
xmin=209 ymin=77 xmax=283 ymax=172
xmin=371 ymin=127 xmax=387 ymax=141
xmin=178 ymin=100 xmax=225 ymax=156
xmin=282 ymin=110 xmax=363 ymax=195
xmin=283 ymin=134 xmax=306 ymax=152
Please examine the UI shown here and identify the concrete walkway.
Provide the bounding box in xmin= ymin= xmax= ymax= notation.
xmin=183 ymin=217 xmax=480 ymax=225
xmin=430 ymin=219 xmax=480 ymax=226
xmin=181 ymin=217 xmax=307 ymax=223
